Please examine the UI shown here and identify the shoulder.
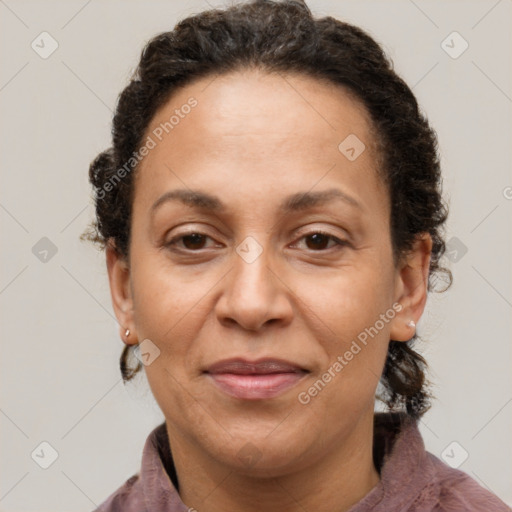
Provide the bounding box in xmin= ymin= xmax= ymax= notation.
xmin=423 ymin=453 xmax=511 ymax=512
xmin=372 ymin=413 xmax=510 ymax=511
xmin=93 ymin=473 xmax=146 ymax=512
xmin=92 ymin=422 xmax=181 ymax=511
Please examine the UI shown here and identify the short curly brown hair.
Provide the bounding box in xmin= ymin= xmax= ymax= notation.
xmin=81 ymin=0 xmax=452 ymax=419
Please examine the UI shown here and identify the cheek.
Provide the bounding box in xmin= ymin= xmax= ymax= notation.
xmin=298 ymin=263 xmax=394 ymax=402
xmin=129 ymin=254 xmax=220 ymax=392
xmin=296 ymin=290 xmax=391 ymax=420
xmin=130 ymin=253 xmax=201 ymax=338
xmin=131 ymin=263 xmax=210 ymax=422
xmin=305 ymin=257 xmax=395 ymax=335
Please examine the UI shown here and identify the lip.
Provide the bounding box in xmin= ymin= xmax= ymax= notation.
xmin=206 ymin=358 xmax=306 ymax=375
xmin=205 ymin=358 xmax=308 ymax=400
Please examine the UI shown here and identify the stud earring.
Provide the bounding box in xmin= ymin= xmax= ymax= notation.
xmin=125 ymin=328 xmax=130 ymax=339
xmin=406 ymin=320 xmax=416 ymax=329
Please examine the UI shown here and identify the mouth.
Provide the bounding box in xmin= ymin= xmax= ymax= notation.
xmin=204 ymin=358 xmax=309 ymax=400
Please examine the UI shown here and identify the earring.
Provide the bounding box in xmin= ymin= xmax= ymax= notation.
xmin=406 ymin=320 xmax=416 ymax=329
xmin=124 ymin=328 xmax=130 ymax=339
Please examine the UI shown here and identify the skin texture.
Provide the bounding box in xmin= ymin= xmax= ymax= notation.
xmin=106 ymin=69 xmax=432 ymax=512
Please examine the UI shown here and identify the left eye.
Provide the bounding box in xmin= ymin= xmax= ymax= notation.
xmin=293 ymin=231 xmax=347 ymax=251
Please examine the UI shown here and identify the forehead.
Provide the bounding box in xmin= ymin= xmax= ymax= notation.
xmin=134 ymin=68 xmax=385 ymax=214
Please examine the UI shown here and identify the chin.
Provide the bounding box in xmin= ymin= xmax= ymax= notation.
xmin=207 ymin=427 xmax=315 ymax=476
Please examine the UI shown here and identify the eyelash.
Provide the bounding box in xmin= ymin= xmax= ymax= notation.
xmin=165 ymin=230 xmax=349 ymax=253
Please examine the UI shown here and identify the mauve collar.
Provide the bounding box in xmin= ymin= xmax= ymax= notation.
xmin=140 ymin=423 xmax=188 ymax=511
xmin=347 ymin=412 xmax=432 ymax=511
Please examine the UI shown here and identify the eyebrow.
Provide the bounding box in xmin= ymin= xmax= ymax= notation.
xmin=150 ymin=187 xmax=363 ymax=216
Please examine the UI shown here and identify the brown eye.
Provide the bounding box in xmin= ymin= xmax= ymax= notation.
xmin=166 ymin=232 xmax=213 ymax=251
xmin=305 ymin=233 xmax=330 ymax=250
xmin=181 ymin=233 xmax=207 ymax=250
xmin=294 ymin=231 xmax=348 ymax=252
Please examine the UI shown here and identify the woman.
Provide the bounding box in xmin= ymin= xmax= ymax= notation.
xmin=81 ymin=0 xmax=511 ymax=510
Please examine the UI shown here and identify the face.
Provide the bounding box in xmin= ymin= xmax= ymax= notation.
xmin=107 ymin=68 xmax=431 ymax=476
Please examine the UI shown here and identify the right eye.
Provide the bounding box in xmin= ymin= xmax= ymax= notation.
xmin=165 ymin=232 xmax=217 ymax=252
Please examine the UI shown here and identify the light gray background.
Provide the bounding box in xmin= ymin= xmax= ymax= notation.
xmin=1 ymin=0 xmax=511 ymax=510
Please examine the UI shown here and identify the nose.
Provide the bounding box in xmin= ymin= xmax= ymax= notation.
xmin=215 ymin=239 xmax=293 ymax=332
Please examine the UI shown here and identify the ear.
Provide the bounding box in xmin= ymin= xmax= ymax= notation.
xmin=389 ymin=233 xmax=432 ymax=342
xmin=106 ymin=239 xmax=138 ymax=346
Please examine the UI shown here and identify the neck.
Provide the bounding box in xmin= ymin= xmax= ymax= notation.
xmin=166 ymin=410 xmax=380 ymax=512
